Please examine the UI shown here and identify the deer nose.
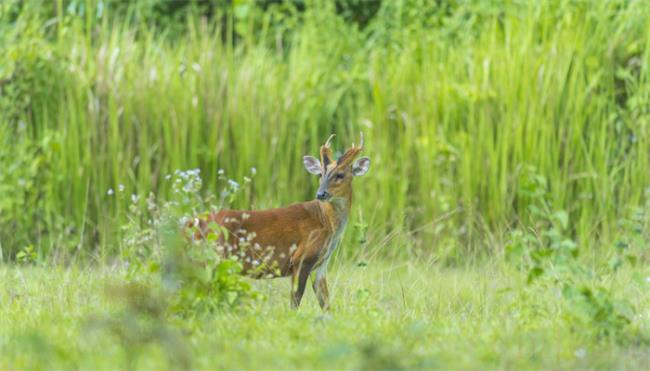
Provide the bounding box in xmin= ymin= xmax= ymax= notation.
xmin=316 ymin=191 xmax=330 ymax=200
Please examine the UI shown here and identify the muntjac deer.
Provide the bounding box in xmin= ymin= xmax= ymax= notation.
xmin=186 ymin=134 xmax=370 ymax=310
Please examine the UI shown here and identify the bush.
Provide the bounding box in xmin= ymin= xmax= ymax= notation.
xmin=119 ymin=167 xmax=260 ymax=316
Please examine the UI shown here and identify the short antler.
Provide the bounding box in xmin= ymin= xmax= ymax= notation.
xmin=335 ymin=131 xmax=365 ymax=169
xmin=320 ymin=134 xmax=336 ymax=169
xmin=324 ymin=134 xmax=336 ymax=148
xmin=351 ymin=132 xmax=364 ymax=150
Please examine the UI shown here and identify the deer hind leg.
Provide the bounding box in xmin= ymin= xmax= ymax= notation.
xmin=290 ymin=257 xmax=315 ymax=309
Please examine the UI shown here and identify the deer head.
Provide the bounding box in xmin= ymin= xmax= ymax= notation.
xmin=303 ymin=133 xmax=371 ymax=202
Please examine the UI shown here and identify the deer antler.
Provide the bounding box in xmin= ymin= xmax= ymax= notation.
xmin=351 ymin=132 xmax=364 ymax=150
xmin=335 ymin=132 xmax=365 ymax=168
xmin=324 ymin=134 xmax=336 ymax=148
xmin=320 ymin=134 xmax=336 ymax=169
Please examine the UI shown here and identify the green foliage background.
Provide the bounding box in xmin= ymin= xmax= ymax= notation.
xmin=1 ymin=0 xmax=649 ymax=260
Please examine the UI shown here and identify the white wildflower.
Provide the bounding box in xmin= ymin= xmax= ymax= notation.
xmin=118 ymin=184 xmax=125 ymax=192
xmin=107 ymin=188 xmax=114 ymax=196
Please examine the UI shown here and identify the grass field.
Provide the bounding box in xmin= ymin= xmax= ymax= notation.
xmin=2 ymin=0 xmax=650 ymax=369
xmin=2 ymin=259 xmax=649 ymax=370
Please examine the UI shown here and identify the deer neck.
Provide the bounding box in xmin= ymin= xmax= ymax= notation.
xmin=318 ymin=193 xmax=351 ymax=233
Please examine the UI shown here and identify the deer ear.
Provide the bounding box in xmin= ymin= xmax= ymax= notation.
xmin=352 ymin=157 xmax=370 ymax=176
xmin=303 ymin=156 xmax=322 ymax=175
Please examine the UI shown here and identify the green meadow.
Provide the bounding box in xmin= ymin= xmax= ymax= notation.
xmin=2 ymin=262 xmax=649 ymax=370
xmin=1 ymin=0 xmax=649 ymax=369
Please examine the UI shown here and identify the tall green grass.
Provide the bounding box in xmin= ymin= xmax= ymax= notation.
xmin=1 ymin=0 xmax=649 ymax=259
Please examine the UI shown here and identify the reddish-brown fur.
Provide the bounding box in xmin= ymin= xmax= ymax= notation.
xmin=186 ymin=134 xmax=369 ymax=310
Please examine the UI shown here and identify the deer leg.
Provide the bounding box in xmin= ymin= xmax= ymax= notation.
xmin=312 ymin=275 xmax=330 ymax=311
xmin=291 ymin=258 xmax=315 ymax=309
xmin=311 ymin=264 xmax=330 ymax=311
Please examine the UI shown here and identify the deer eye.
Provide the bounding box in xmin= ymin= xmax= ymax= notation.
xmin=335 ymin=173 xmax=345 ymax=180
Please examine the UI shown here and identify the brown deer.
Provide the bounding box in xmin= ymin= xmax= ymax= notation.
xmin=186 ymin=133 xmax=370 ymax=310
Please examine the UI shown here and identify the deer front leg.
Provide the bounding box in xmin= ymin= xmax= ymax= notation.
xmin=290 ymin=258 xmax=315 ymax=309
xmin=312 ymin=276 xmax=330 ymax=311
xmin=312 ymin=265 xmax=330 ymax=311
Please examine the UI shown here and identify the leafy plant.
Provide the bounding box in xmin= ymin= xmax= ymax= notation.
xmin=16 ymin=245 xmax=37 ymax=264
xmin=119 ymin=167 xmax=260 ymax=317
xmin=609 ymin=193 xmax=650 ymax=271
xmin=562 ymin=284 xmax=634 ymax=339
xmin=507 ymin=165 xmax=636 ymax=341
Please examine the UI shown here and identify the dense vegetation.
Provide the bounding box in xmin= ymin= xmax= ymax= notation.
xmin=2 ymin=0 xmax=648 ymax=260
xmin=1 ymin=0 xmax=649 ymax=369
